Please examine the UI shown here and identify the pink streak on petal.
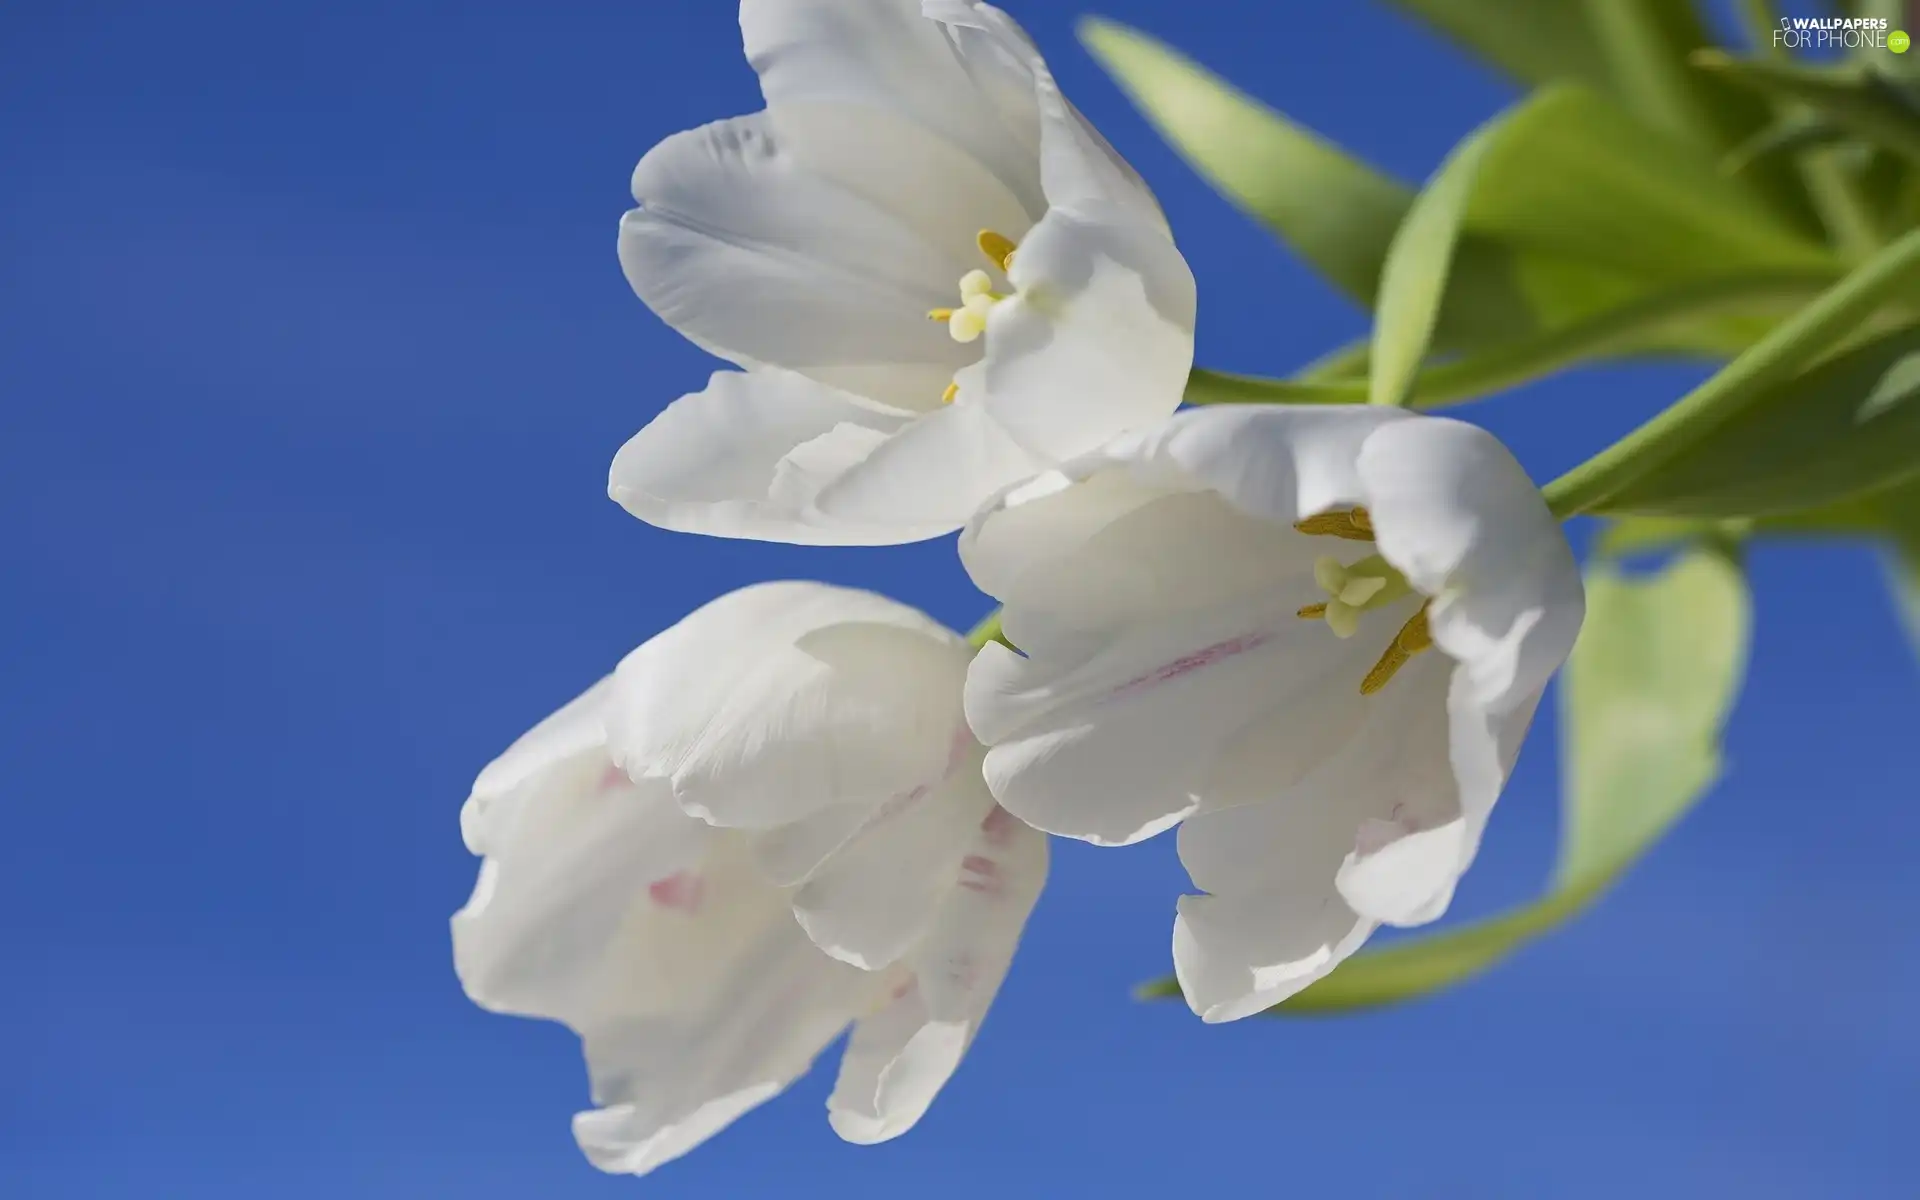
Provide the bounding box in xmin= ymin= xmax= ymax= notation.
xmin=647 ymin=871 xmax=706 ymax=913
xmin=596 ymin=762 xmax=630 ymax=792
xmin=1109 ymin=631 xmax=1274 ymax=700
xmin=958 ymin=854 xmax=1005 ymax=896
xmin=979 ymin=806 xmax=1018 ymax=848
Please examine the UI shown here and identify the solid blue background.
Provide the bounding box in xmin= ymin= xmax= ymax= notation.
xmin=4 ymin=1 xmax=1915 ymax=1196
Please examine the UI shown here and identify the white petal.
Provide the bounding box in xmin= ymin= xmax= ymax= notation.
xmin=621 ymin=113 xmax=972 ymax=411
xmin=610 ymin=370 xmax=934 ymax=546
xmin=809 ymin=392 xmax=1047 ymax=535
xmin=977 ymin=209 xmax=1193 ymax=462
xmin=742 ymin=0 xmax=1045 ymax=219
xmin=1357 ymin=415 xmax=1585 ymax=714
xmin=827 ymin=807 xmax=1047 ymax=1143
xmin=453 ymin=770 xmax=718 ymax=1024
xmin=571 ymin=839 xmax=883 ymax=1176
xmin=606 ymin=584 xmax=970 ymax=830
xmin=969 ymin=596 xmax=1341 ymax=846
xmin=1173 ymin=891 xmax=1376 ymax=1023
xmin=462 ymin=676 xmax=614 ymax=856
xmin=793 ymin=751 xmax=997 ymax=970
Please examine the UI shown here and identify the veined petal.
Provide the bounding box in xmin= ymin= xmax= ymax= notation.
xmin=622 ymin=113 xmax=972 ymax=412
xmin=606 ymin=585 xmax=970 ymax=830
xmin=828 ymin=807 xmax=1047 ymax=1144
xmin=610 ymin=370 xmax=934 ymax=546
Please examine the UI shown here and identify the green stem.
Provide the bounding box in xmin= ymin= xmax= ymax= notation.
xmin=966 ymin=610 xmax=1007 ymax=650
xmin=1186 ymin=269 xmax=1843 ymax=411
xmin=1542 ymin=226 xmax=1920 ymax=518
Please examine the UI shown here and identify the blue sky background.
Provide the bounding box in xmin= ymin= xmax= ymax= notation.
xmin=3 ymin=1 xmax=1915 ymax=1196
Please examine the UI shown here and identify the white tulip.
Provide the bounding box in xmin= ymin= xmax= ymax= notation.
xmin=609 ymin=0 xmax=1195 ymax=545
xmin=958 ymin=407 xmax=1583 ymax=1022
xmin=453 ymin=582 xmax=1047 ymax=1175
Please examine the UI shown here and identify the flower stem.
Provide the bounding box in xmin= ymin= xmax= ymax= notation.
xmin=1542 ymin=226 xmax=1920 ymax=518
xmin=1185 ymin=269 xmax=1842 ymax=411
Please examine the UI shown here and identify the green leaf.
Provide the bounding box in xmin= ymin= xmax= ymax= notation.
xmin=1544 ymin=227 xmax=1920 ymax=518
xmin=1595 ymin=323 xmax=1920 ymax=517
xmin=1369 ymin=118 xmax=1498 ymax=406
xmin=1135 ymin=549 xmax=1753 ymax=1015
xmin=1582 ymin=0 xmax=1747 ymax=146
xmin=1554 ymin=551 xmax=1752 ymax=890
xmin=1364 ymin=85 xmax=1833 ymax=407
xmin=1380 ymin=0 xmax=1609 ymax=89
xmin=1077 ymin=20 xmax=1412 ymax=307
xmin=1693 ymin=52 xmax=1920 ymax=166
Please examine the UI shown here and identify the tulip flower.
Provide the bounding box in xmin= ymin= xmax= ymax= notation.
xmin=609 ymin=0 xmax=1195 ymax=544
xmin=959 ymin=407 xmax=1583 ymax=1022
xmin=454 ymin=582 xmax=1047 ymax=1174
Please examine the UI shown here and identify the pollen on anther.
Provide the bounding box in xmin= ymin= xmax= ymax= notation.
xmin=1294 ymin=507 xmax=1376 ymax=542
xmin=977 ymin=229 xmax=1018 ymax=272
xmin=927 ymin=307 xmax=956 ymax=322
xmin=1360 ymin=605 xmax=1435 ymax=695
xmin=941 ymin=380 xmax=960 ymax=404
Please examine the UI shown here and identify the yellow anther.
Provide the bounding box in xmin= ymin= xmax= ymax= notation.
xmin=1296 ymin=602 xmax=1328 ymax=619
xmin=941 ymin=380 xmax=960 ymax=405
xmin=977 ymin=230 xmax=1018 ymax=272
xmin=928 ymin=307 xmax=956 ymax=322
xmin=1360 ymin=605 xmax=1435 ymax=696
xmin=1294 ymin=507 xmax=1376 ymax=542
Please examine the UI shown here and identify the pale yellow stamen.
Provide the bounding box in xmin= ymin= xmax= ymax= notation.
xmin=1293 ymin=507 xmax=1376 ymax=542
xmin=927 ymin=307 xmax=956 ymax=322
xmin=941 ymin=380 xmax=960 ymax=404
xmin=1360 ymin=605 xmax=1435 ymax=695
xmin=977 ymin=230 xmax=1018 ymax=272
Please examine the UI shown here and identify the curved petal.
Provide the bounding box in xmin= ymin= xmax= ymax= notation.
xmin=461 ymin=676 xmax=613 ymax=856
xmin=828 ymin=807 xmax=1047 ymax=1143
xmin=976 ymin=209 xmax=1193 ymax=462
xmin=742 ymin=0 xmax=1044 ymax=219
xmin=968 ymin=594 xmax=1348 ymax=846
xmin=622 ymin=113 xmax=971 ymax=411
xmin=571 ymin=838 xmax=883 ymax=1176
xmin=606 ymin=586 xmax=969 ymax=830
xmin=810 ymin=393 xmax=1046 ymax=537
xmin=453 ymin=766 xmax=714 ymax=1025
xmin=610 ymin=370 xmax=940 ymax=546
xmin=793 ymin=752 xmax=997 ymax=970
xmin=1357 ymin=415 xmax=1585 ymax=715
xmin=1172 ymin=891 xmax=1375 ymax=1023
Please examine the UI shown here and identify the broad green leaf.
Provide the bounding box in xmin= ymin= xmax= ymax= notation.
xmin=1077 ymin=20 xmax=1537 ymax=352
xmin=1363 ymin=85 xmax=1834 ymax=408
xmin=1693 ymin=52 xmax=1920 ymax=165
xmin=1544 ymin=227 xmax=1920 ymax=518
xmin=1136 ymin=550 xmax=1752 ymax=1015
xmin=1380 ymin=0 xmax=1609 ymax=89
xmin=1595 ymin=323 xmax=1920 ymax=517
xmin=1078 ymin=19 xmax=1411 ymax=306
xmin=1554 ymin=552 xmax=1752 ymax=889
xmin=1582 ymin=0 xmax=1771 ymax=147
xmin=1370 ymin=120 xmax=1497 ymax=406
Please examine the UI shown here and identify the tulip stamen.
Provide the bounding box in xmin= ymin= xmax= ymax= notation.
xmin=1360 ymin=605 xmax=1434 ymax=695
xmin=977 ymin=229 xmax=1019 ymax=272
xmin=941 ymin=380 xmax=960 ymax=405
xmin=1293 ymin=506 xmax=1375 ymax=541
